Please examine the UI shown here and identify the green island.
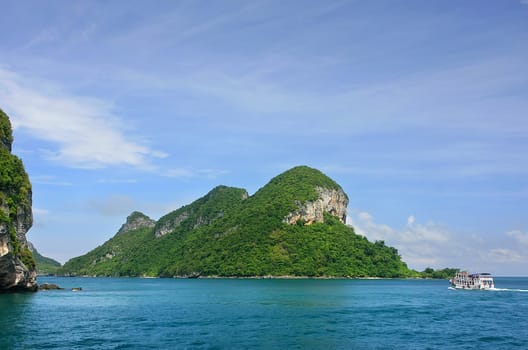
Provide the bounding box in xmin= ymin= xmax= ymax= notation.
xmin=59 ymin=166 xmax=456 ymax=279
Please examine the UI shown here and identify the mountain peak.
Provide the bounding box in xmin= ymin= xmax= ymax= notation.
xmin=154 ymin=186 xmax=248 ymax=238
xmin=267 ymin=165 xmax=344 ymax=194
xmin=117 ymin=211 xmax=156 ymax=235
xmin=251 ymin=165 xmax=348 ymax=224
xmin=276 ymin=166 xmax=348 ymax=225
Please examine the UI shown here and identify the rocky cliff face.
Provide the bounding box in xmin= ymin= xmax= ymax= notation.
xmin=155 ymin=210 xmax=190 ymax=238
xmin=283 ymin=186 xmax=348 ymax=225
xmin=0 ymin=109 xmax=37 ymax=291
xmin=117 ymin=211 xmax=156 ymax=235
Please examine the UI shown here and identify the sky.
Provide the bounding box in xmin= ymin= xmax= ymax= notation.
xmin=0 ymin=0 xmax=527 ymax=275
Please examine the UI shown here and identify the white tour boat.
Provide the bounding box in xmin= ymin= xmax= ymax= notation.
xmin=450 ymin=271 xmax=494 ymax=290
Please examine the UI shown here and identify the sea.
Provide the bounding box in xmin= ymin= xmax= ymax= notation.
xmin=1 ymin=277 xmax=527 ymax=349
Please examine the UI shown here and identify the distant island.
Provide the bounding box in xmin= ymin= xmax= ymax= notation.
xmin=59 ymin=166 xmax=453 ymax=279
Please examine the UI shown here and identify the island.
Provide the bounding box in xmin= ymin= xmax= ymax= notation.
xmin=60 ymin=166 xmax=420 ymax=278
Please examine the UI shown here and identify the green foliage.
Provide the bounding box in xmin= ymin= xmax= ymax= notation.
xmin=60 ymin=166 xmax=414 ymax=278
xmin=20 ymin=247 xmax=36 ymax=271
xmin=155 ymin=185 xmax=248 ymax=235
xmin=8 ymin=225 xmax=20 ymax=256
xmin=420 ymin=267 xmax=460 ymax=279
xmin=32 ymin=247 xmax=62 ymax=275
xmin=0 ymin=108 xmax=13 ymax=150
xmin=0 ymin=151 xmax=31 ymax=214
xmin=59 ymin=226 xmax=159 ymax=276
xmin=0 ymin=108 xmax=36 ymax=275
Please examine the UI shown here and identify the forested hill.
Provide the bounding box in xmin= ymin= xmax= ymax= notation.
xmin=60 ymin=166 xmax=416 ymax=278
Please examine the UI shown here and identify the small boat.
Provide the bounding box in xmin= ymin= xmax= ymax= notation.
xmin=450 ymin=271 xmax=494 ymax=290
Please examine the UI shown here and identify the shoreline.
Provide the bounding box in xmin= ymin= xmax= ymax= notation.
xmin=48 ymin=274 xmax=439 ymax=280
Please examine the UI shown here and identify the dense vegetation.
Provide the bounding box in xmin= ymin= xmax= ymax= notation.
xmin=31 ymin=245 xmax=62 ymax=275
xmin=0 ymin=108 xmax=14 ymax=150
xmin=420 ymin=267 xmax=459 ymax=279
xmin=60 ymin=166 xmax=416 ymax=278
xmin=0 ymin=110 xmax=35 ymax=271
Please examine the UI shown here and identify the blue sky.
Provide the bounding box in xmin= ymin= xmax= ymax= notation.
xmin=1 ymin=0 xmax=527 ymax=275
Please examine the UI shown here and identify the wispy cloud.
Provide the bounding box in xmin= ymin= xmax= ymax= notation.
xmin=347 ymin=210 xmax=528 ymax=274
xmin=348 ymin=211 xmax=453 ymax=268
xmin=31 ymin=175 xmax=73 ymax=186
xmin=162 ymin=167 xmax=230 ymax=180
xmin=86 ymin=194 xmax=137 ymax=217
xmin=96 ymin=178 xmax=138 ymax=184
xmin=488 ymin=248 xmax=527 ymax=263
xmin=0 ymin=67 xmax=167 ymax=169
xmin=189 ymin=54 xmax=528 ymax=135
xmin=507 ymin=230 xmax=528 ymax=246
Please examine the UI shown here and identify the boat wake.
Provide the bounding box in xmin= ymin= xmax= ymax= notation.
xmin=489 ymin=287 xmax=528 ymax=292
xmin=448 ymin=287 xmax=528 ymax=292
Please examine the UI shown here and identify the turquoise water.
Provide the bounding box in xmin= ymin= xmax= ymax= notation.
xmin=1 ymin=277 xmax=527 ymax=349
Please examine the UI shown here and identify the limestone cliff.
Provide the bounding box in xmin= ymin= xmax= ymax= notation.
xmin=283 ymin=186 xmax=348 ymax=225
xmin=0 ymin=108 xmax=37 ymax=291
xmin=117 ymin=211 xmax=156 ymax=235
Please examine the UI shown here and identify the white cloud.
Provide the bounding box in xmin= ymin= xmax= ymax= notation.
xmin=87 ymin=195 xmax=137 ymax=217
xmin=164 ymin=168 xmax=195 ymax=178
xmin=31 ymin=175 xmax=73 ymax=186
xmin=488 ymin=248 xmax=527 ymax=263
xmin=348 ymin=210 xmax=528 ymax=275
xmin=0 ymin=67 xmax=166 ymax=169
xmin=401 ymin=219 xmax=449 ymax=243
xmin=349 ymin=211 xmax=471 ymax=270
xmin=507 ymin=230 xmax=528 ymax=246
xmin=97 ymin=178 xmax=138 ymax=184
xmin=348 ymin=211 xmax=395 ymax=241
xmin=162 ymin=167 xmax=230 ymax=180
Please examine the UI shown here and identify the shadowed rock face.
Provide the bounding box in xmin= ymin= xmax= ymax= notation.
xmin=0 ymin=109 xmax=37 ymax=292
xmin=283 ymin=187 xmax=348 ymax=225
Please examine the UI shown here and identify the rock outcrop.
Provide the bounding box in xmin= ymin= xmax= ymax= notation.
xmin=283 ymin=186 xmax=348 ymax=225
xmin=39 ymin=283 xmax=63 ymax=290
xmin=0 ymin=108 xmax=37 ymax=291
xmin=117 ymin=211 xmax=156 ymax=235
xmin=155 ymin=210 xmax=190 ymax=237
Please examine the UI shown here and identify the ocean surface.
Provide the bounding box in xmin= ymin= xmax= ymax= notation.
xmin=1 ymin=277 xmax=527 ymax=349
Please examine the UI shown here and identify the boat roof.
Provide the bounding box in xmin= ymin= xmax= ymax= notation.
xmin=469 ymin=272 xmax=492 ymax=277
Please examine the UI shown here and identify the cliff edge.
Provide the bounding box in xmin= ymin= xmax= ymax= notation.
xmin=0 ymin=108 xmax=37 ymax=291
